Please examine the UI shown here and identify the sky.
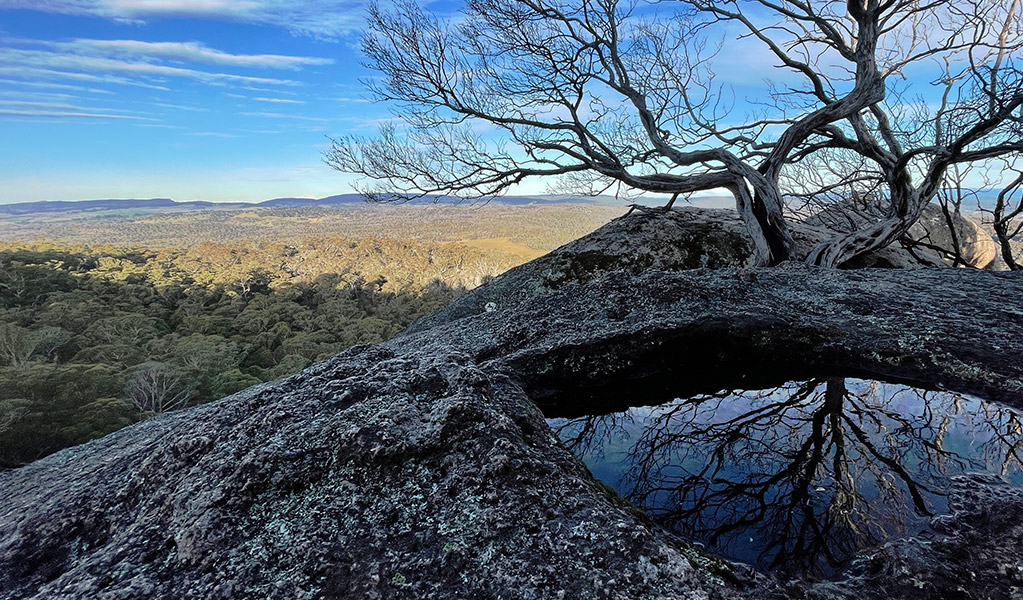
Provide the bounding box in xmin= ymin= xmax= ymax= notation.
xmin=0 ymin=0 xmax=814 ymax=205
xmin=0 ymin=0 xmax=432 ymax=204
xmin=0 ymin=1 xmax=1005 ymax=205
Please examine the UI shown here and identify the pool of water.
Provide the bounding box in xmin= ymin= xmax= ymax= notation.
xmin=546 ymin=378 xmax=1023 ymax=578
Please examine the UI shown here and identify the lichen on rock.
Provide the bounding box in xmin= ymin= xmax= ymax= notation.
xmin=1 ymin=206 xmax=1021 ymax=599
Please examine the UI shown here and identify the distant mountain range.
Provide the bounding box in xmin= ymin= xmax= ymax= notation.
xmin=0 ymin=194 xmax=633 ymax=216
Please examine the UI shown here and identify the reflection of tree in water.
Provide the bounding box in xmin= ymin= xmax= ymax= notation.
xmin=551 ymin=379 xmax=1023 ymax=577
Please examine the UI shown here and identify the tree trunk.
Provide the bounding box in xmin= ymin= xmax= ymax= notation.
xmin=729 ymin=181 xmax=796 ymax=266
xmin=805 ymin=172 xmax=929 ymax=267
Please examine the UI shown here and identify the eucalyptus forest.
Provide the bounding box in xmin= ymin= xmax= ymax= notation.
xmin=0 ymin=203 xmax=622 ymax=468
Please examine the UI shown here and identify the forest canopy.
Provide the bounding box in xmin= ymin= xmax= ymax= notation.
xmin=0 ymin=236 xmax=517 ymax=467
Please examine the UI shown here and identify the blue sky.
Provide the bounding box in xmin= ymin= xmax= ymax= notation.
xmin=0 ymin=1 xmax=807 ymax=205
xmin=0 ymin=1 xmax=423 ymax=203
xmin=0 ymin=2 xmax=1006 ymax=205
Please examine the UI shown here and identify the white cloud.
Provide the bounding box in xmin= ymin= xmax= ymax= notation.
xmin=0 ymin=0 xmax=372 ymax=39
xmin=188 ymin=131 xmax=239 ymax=137
xmin=151 ymin=102 xmax=210 ymax=112
xmin=241 ymin=86 xmax=299 ymax=95
xmin=1 ymin=48 xmax=301 ymax=86
xmin=0 ymin=78 xmax=115 ymax=94
xmin=241 ymin=111 xmax=328 ymax=122
xmin=0 ymin=100 xmax=114 ymax=111
xmin=0 ymin=99 xmax=156 ymax=121
xmin=0 ymin=65 xmax=172 ymax=90
xmin=253 ymin=97 xmax=305 ymax=104
xmin=0 ymin=108 xmax=155 ymax=120
xmin=0 ymin=89 xmax=74 ymax=100
xmin=65 ymin=39 xmax=334 ymax=70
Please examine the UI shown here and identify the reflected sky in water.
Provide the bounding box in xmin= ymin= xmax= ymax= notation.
xmin=547 ymin=379 xmax=1023 ymax=578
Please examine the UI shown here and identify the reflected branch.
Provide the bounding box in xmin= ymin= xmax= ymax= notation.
xmin=552 ymin=378 xmax=1023 ymax=577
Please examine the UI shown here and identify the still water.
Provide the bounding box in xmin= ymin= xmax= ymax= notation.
xmin=546 ymin=378 xmax=1023 ymax=577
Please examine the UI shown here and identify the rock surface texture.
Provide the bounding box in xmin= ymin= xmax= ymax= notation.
xmin=406 ymin=206 xmax=942 ymax=335
xmin=906 ymin=205 xmax=999 ymax=269
xmin=1 ymin=207 xmax=1022 ymax=599
xmin=0 ymin=348 xmax=739 ymax=600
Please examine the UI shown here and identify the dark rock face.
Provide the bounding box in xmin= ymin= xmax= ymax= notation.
xmin=0 ymin=347 xmax=745 ymax=599
xmin=803 ymin=473 xmax=1023 ymax=600
xmin=1 ymin=207 xmax=1021 ymax=599
xmin=405 ymin=206 xmax=941 ymax=335
xmin=398 ymin=264 xmax=1023 ymax=411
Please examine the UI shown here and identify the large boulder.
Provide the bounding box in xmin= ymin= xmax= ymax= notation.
xmin=803 ymin=473 xmax=1023 ymax=600
xmin=1 ymin=210 xmax=1021 ymax=599
xmin=807 ymin=201 xmax=997 ymax=268
xmin=0 ymin=347 xmax=743 ymax=600
xmin=406 ymin=206 xmax=940 ymax=335
xmin=907 ymin=205 xmax=999 ymax=269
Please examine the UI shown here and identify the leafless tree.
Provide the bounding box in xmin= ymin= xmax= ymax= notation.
xmin=327 ymin=0 xmax=1023 ymax=267
xmin=986 ymin=158 xmax=1023 ymax=269
xmin=0 ymin=324 xmax=37 ymax=369
xmin=0 ymin=324 xmax=68 ymax=369
xmin=125 ymin=362 xmax=195 ymax=416
xmin=0 ymin=401 xmax=24 ymax=439
xmin=551 ymin=378 xmax=1023 ymax=575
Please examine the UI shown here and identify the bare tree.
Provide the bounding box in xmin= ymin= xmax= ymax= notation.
xmin=551 ymin=378 xmax=1023 ymax=575
xmin=125 ymin=363 xmax=195 ymax=416
xmin=987 ymin=159 xmax=1023 ymax=269
xmin=0 ymin=401 xmax=25 ymax=439
xmin=0 ymin=324 xmax=37 ymax=369
xmin=327 ymin=0 xmax=1023 ymax=267
xmin=0 ymin=324 xmax=69 ymax=369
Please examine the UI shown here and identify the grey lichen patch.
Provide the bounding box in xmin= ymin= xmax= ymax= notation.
xmin=0 ymin=341 xmax=735 ymax=599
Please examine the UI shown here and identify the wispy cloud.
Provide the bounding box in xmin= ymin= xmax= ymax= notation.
xmin=1 ymin=1 xmax=372 ymax=39
xmin=253 ymin=97 xmax=305 ymax=104
xmin=189 ymin=131 xmax=239 ymax=137
xmin=0 ymin=65 xmax=171 ymax=90
xmin=0 ymin=99 xmax=155 ymax=120
xmin=0 ymin=78 xmax=115 ymax=94
xmin=64 ymin=39 xmax=334 ymax=70
xmin=241 ymin=86 xmax=298 ymax=95
xmin=0 ymin=108 xmax=156 ymax=120
xmin=152 ymin=102 xmax=210 ymax=112
xmin=241 ymin=111 xmax=328 ymax=122
xmin=0 ymin=90 xmax=74 ymax=100
xmin=0 ymin=100 xmax=114 ymax=111
xmin=2 ymin=48 xmax=301 ymax=86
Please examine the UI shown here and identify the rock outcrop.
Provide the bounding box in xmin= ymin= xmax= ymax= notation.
xmin=803 ymin=473 xmax=1023 ymax=600
xmin=907 ymin=205 xmax=999 ymax=269
xmin=1 ymin=208 xmax=1022 ymax=599
xmin=406 ymin=206 xmax=942 ymax=335
xmin=807 ymin=201 xmax=997 ymax=269
xmin=0 ymin=347 xmax=743 ymax=600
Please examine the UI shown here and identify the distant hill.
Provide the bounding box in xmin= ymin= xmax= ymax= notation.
xmin=0 ymin=194 xmax=631 ymax=216
xmin=0 ymin=198 xmax=250 ymax=215
xmin=250 ymin=193 xmax=629 ymax=208
xmin=256 ymin=195 xmax=364 ymax=207
xmin=2 ymin=188 xmax=1004 ymax=218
